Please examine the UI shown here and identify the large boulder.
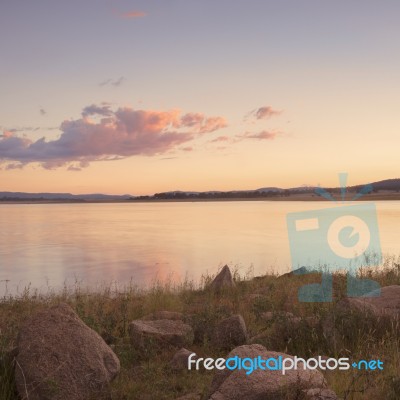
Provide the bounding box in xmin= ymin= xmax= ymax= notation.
xmin=209 ymin=265 xmax=235 ymax=292
xmin=15 ymin=303 xmax=120 ymax=400
xmin=129 ymin=319 xmax=194 ymax=350
xmin=337 ymin=285 xmax=400 ymax=318
xmin=212 ymin=314 xmax=247 ymax=350
xmin=323 ymin=285 xmax=400 ymax=350
xmin=208 ymin=344 xmax=327 ymax=400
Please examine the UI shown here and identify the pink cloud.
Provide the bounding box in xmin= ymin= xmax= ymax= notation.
xmin=180 ymin=113 xmax=227 ymax=133
xmin=0 ymin=106 xmax=227 ymax=170
xmin=237 ymin=130 xmax=281 ymax=140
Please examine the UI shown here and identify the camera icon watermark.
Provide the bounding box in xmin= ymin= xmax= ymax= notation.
xmin=286 ymin=174 xmax=382 ymax=302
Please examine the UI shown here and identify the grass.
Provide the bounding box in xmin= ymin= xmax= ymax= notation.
xmin=1 ymin=256 xmax=400 ymax=399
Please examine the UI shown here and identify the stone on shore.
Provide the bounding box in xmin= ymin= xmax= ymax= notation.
xmin=15 ymin=303 xmax=120 ymax=400
xmin=211 ymin=314 xmax=247 ymax=350
xmin=129 ymin=319 xmax=194 ymax=350
xmin=170 ymin=348 xmax=197 ymax=370
xmin=208 ymin=344 xmax=327 ymax=400
xmin=209 ymin=265 xmax=235 ymax=292
xmin=337 ymin=285 xmax=400 ymax=318
xmin=323 ymin=285 xmax=400 ymax=350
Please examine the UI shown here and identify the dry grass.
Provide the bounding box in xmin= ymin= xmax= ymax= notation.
xmin=1 ymin=256 xmax=399 ymax=399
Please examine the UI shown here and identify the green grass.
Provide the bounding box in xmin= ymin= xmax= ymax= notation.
xmin=1 ymin=256 xmax=400 ymax=399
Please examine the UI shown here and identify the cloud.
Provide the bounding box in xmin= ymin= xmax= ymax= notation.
xmin=99 ymin=77 xmax=126 ymax=87
xmin=1 ymin=126 xmax=41 ymax=134
xmin=180 ymin=113 xmax=227 ymax=133
xmin=82 ymin=104 xmax=113 ymax=118
xmin=246 ymin=106 xmax=282 ymax=121
xmin=40 ymin=108 xmax=46 ymax=116
xmin=5 ymin=162 xmax=24 ymax=170
xmin=237 ymin=130 xmax=281 ymax=140
xmin=0 ymin=105 xmax=227 ymax=170
xmin=209 ymin=135 xmax=230 ymax=143
xmin=111 ymin=77 xmax=125 ymax=87
xmin=120 ymin=10 xmax=147 ymax=19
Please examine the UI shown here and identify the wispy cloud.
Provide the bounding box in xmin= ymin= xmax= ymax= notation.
xmin=82 ymin=104 xmax=113 ymax=118
xmin=209 ymin=135 xmax=230 ymax=143
xmin=119 ymin=10 xmax=147 ymax=19
xmin=180 ymin=113 xmax=227 ymax=134
xmin=39 ymin=108 xmax=46 ymax=116
xmin=99 ymin=77 xmax=126 ymax=87
xmin=245 ymin=106 xmax=282 ymax=121
xmin=237 ymin=130 xmax=281 ymax=140
xmin=0 ymin=105 xmax=227 ymax=170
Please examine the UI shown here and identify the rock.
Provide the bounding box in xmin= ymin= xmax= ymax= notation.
xmin=278 ymin=266 xmax=318 ymax=279
xmin=141 ymin=311 xmax=184 ymax=321
xmin=15 ymin=303 xmax=120 ymax=400
xmin=212 ymin=315 xmax=247 ymax=350
xmin=337 ymin=285 xmax=400 ymax=318
xmin=129 ymin=319 xmax=194 ymax=350
xmin=323 ymin=285 xmax=400 ymax=350
xmin=209 ymin=265 xmax=235 ymax=292
xmin=208 ymin=344 xmax=326 ymax=400
xmin=170 ymin=348 xmax=197 ymax=370
xmin=303 ymin=388 xmax=338 ymax=399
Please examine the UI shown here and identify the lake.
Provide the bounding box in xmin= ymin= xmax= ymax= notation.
xmin=0 ymin=201 xmax=399 ymax=296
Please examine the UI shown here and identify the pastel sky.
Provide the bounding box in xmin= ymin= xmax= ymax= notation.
xmin=1 ymin=0 xmax=399 ymax=195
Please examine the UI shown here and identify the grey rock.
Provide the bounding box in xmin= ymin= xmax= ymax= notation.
xmin=208 ymin=344 xmax=326 ymax=400
xmin=337 ymin=285 xmax=400 ymax=318
xmin=15 ymin=303 xmax=120 ymax=400
xmin=170 ymin=348 xmax=197 ymax=370
xmin=129 ymin=319 xmax=194 ymax=350
xmin=209 ymin=265 xmax=235 ymax=292
xmin=212 ymin=314 xmax=247 ymax=350
xmin=322 ymin=285 xmax=400 ymax=350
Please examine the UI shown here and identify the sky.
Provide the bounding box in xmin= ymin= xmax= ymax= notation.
xmin=1 ymin=0 xmax=399 ymax=195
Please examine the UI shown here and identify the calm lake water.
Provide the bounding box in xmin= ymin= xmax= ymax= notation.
xmin=0 ymin=201 xmax=399 ymax=296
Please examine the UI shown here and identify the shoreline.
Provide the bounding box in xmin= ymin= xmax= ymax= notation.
xmin=1 ymin=264 xmax=399 ymax=399
xmin=1 ymin=192 xmax=400 ymax=204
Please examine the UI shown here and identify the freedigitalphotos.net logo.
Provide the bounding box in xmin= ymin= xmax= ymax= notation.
xmin=286 ymin=173 xmax=382 ymax=302
xmin=188 ymin=354 xmax=384 ymax=375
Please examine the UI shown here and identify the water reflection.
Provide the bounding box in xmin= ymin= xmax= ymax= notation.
xmin=0 ymin=201 xmax=398 ymax=295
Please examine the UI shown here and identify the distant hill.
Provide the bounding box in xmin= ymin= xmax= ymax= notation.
xmin=1 ymin=178 xmax=399 ymax=202
xmin=0 ymin=192 xmax=132 ymax=201
xmin=133 ymin=178 xmax=400 ymax=200
xmin=362 ymin=178 xmax=400 ymax=191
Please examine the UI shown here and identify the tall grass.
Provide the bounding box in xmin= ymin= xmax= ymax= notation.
xmin=0 ymin=255 xmax=399 ymax=399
